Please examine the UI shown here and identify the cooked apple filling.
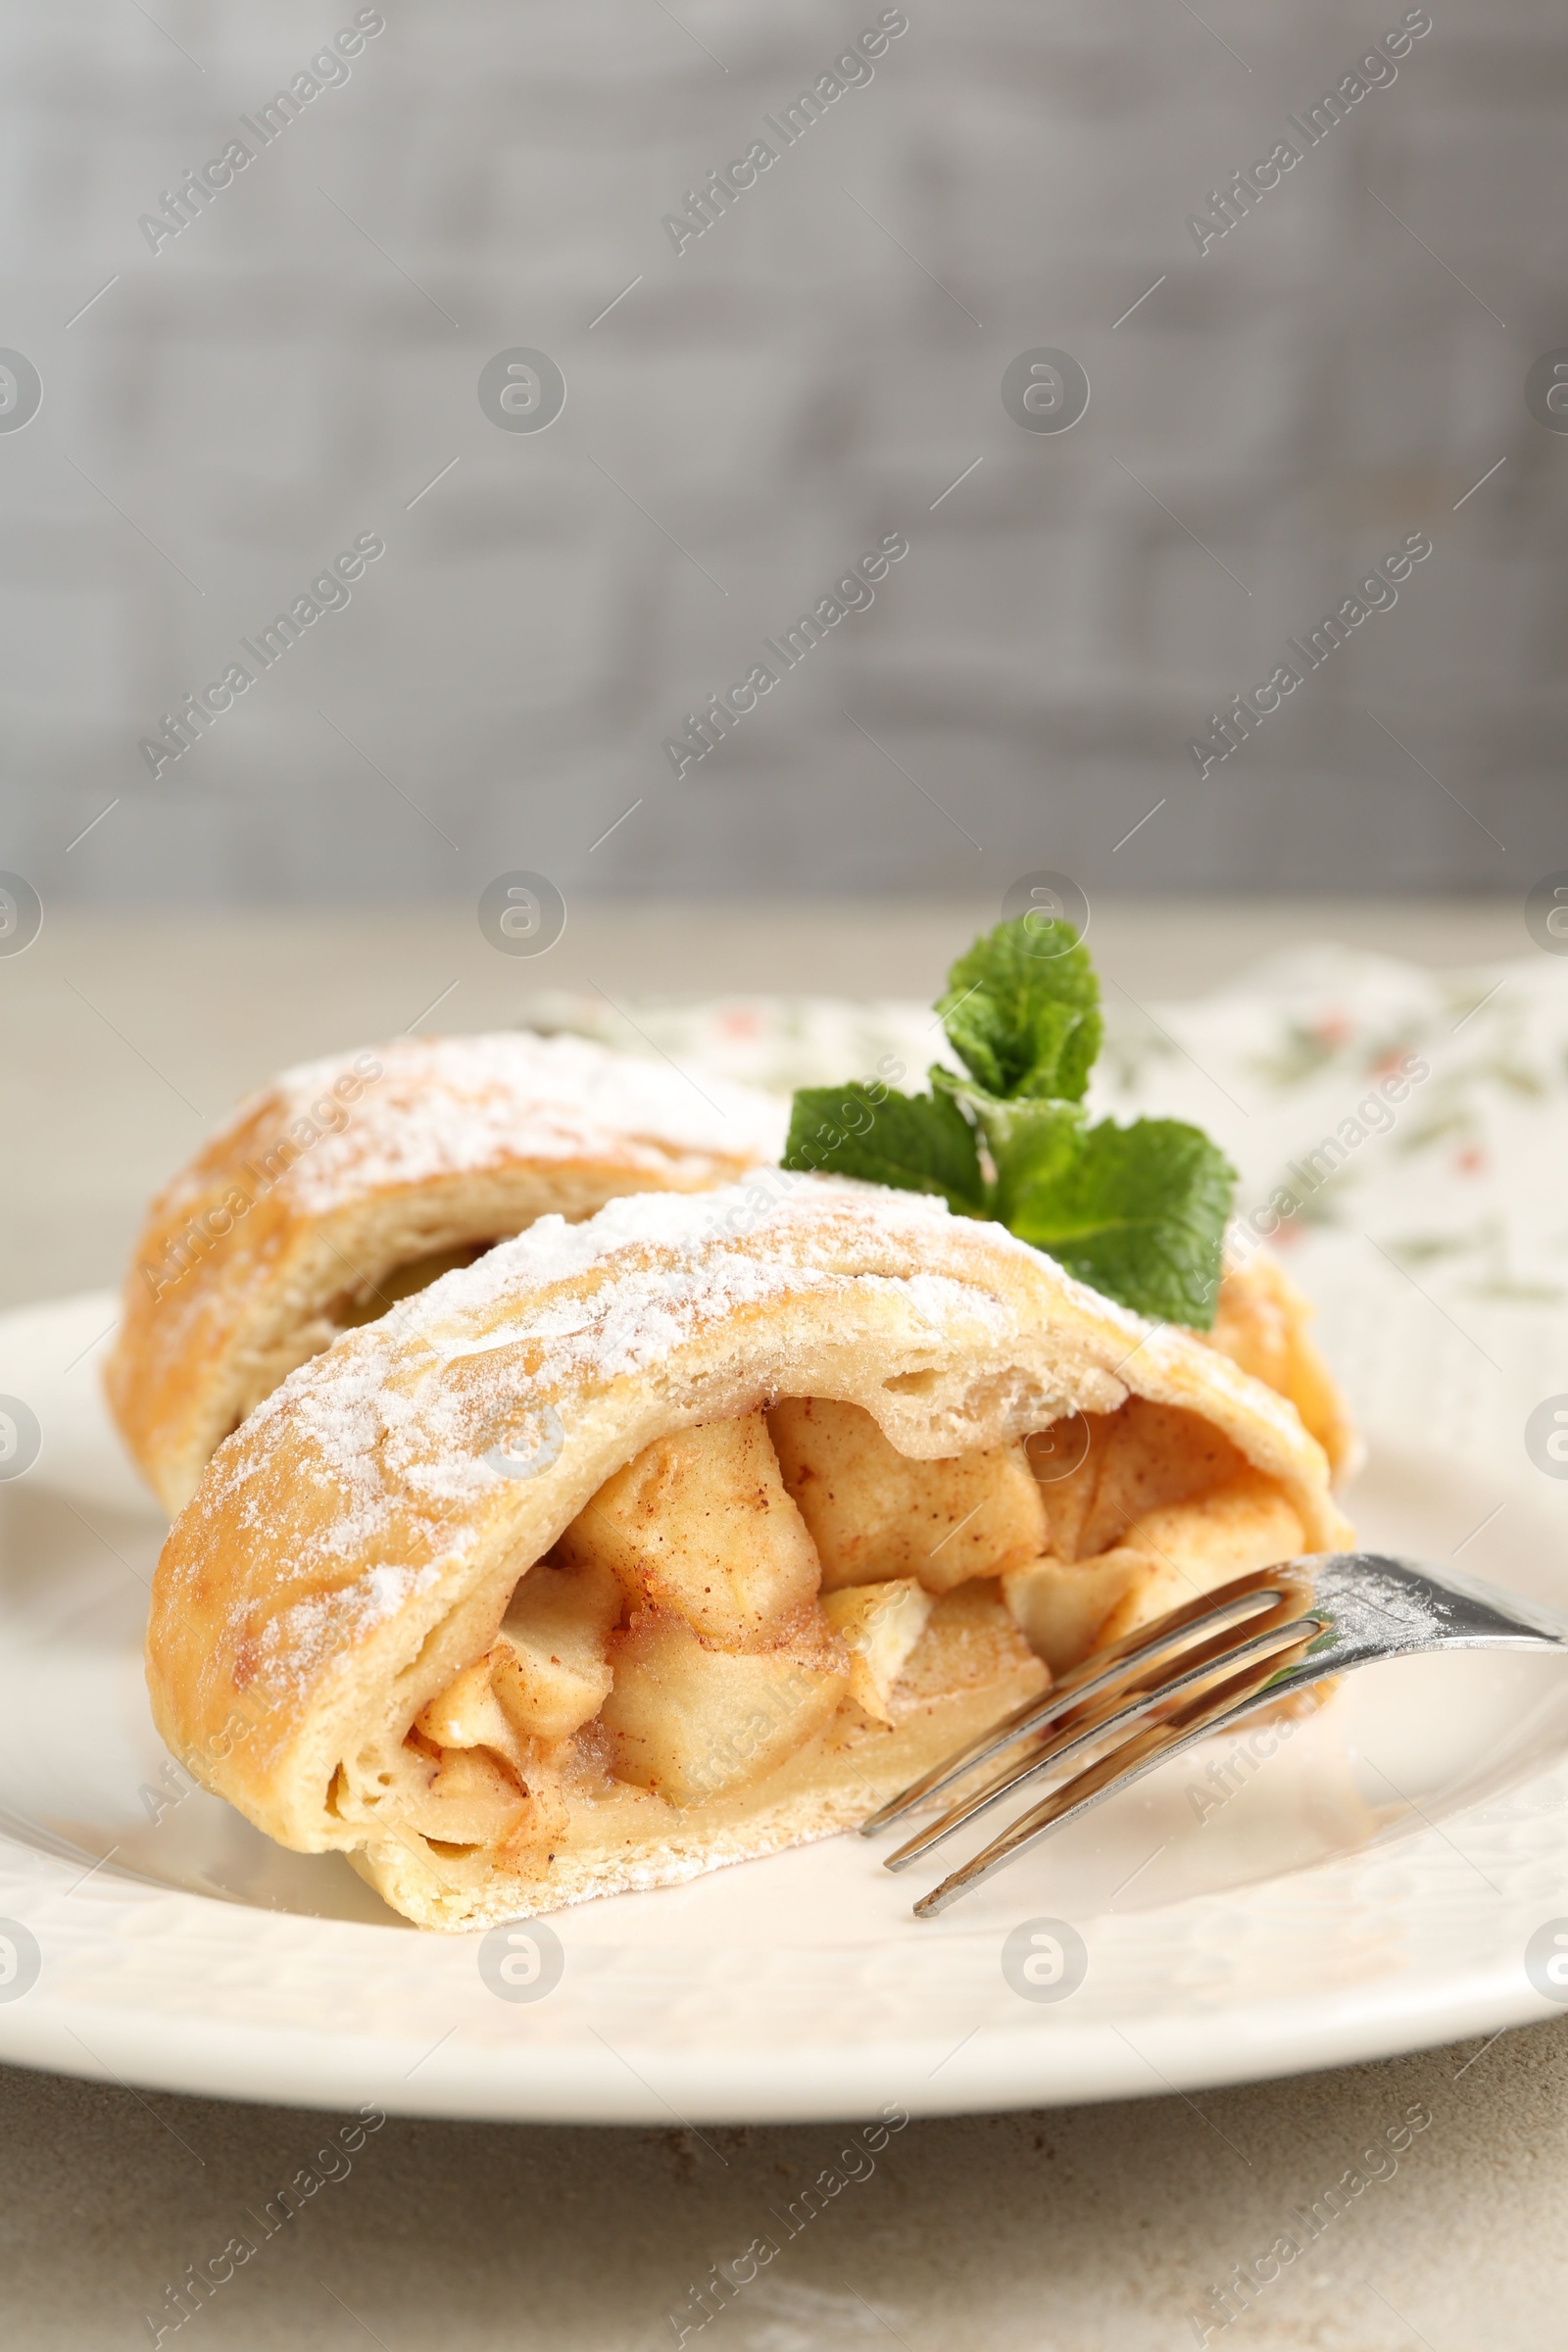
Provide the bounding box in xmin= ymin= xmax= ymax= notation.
xmin=397 ymin=1387 xmax=1307 ymax=1871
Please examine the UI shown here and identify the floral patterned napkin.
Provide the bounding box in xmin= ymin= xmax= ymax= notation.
xmin=522 ymin=948 xmax=1568 ymax=1474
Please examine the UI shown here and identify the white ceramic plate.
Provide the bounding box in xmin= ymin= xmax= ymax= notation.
xmin=2 ymin=1287 xmax=1567 ymax=2126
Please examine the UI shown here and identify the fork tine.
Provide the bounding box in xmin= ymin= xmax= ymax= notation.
xmin=912 ymin=1633 xmax=1322 ymax=1919
xmin=882 ymin=1601 xmax=1322 ymax=1873
xmin=860 ymin=1566 xmax=1317 ymax=1838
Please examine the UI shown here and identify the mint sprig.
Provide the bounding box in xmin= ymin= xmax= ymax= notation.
xmin=938 ymin=917 xmax=1102 ymax=1101
xmin=782 ymin=917 xmax=1236 ymax=1328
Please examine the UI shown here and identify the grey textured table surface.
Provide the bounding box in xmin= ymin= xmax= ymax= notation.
xmin=2 ymin=896 xmax=1560 ymax=2352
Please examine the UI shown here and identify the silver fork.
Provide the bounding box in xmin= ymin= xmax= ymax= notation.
xmin=862 ymin=1553 xmax=1568 ymax=1919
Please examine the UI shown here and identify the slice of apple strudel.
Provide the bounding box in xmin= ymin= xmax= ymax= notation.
xmin=144 ymin=1178 xmax=1352 ymax=1932
xmin=108 ymin=1030 xmax=784 ymax=1516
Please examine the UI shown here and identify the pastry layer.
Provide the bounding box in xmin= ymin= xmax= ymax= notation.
xmin=107 ymin=1030 xmax=785 ymax=1514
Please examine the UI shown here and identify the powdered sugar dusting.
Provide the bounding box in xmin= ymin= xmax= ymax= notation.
xmin=254 ymin=1559 xmax=446 ymax=1690
xmin=386 ymin=1181 xmax=1019 ymax=1380
xmin=218 ymin=1181 xmax=1000 ymax=1513
xmin=214 ymin=1179 xmax=1137 ymax=1547
xmin=901 ymin=1270 xmax=1017 ymax=1339
xmin=404 ymin=1171 xmax=968 ymax=1322
xmin=216 ymin=1030 xmax=787 ymax=1215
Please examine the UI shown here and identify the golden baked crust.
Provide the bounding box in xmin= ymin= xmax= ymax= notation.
xmin=106 ymin=1031 xmax=785 ymax=1514
xmin=1206 ymin=1248 xmax=1360 ymax=1482
xmin=145 ymin=1177 xmax=1351 ymax=1932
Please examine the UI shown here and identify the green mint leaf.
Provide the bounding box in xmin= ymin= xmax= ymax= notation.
xmin=937 ymin=916 xmax=1102 ymax=1102
xmin=975 ymin=1096 xmax=1088 ymax=1228
xmin=1000 ymin=1115 xmax=1236 ymax=1327
xmin=927 ymin=1065 xmax=1084 ymax=1208
xmin=783 ymin=1084 xmax=987 ymax=1215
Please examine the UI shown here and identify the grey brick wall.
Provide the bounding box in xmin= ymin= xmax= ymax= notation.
xmin=0 ymin=0 xmax=1560 ymax=904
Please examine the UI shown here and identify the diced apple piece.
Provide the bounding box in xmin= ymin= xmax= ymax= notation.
xmin=892 ymin=1578 xmax=1050 ymax=1708
xmin=768 ymin=1396 xmax=1047 ymax=1593
xmin=401 ymin=1743 xmax=529 ymax=1846
xmin=1031 ymin=1398 xmax=1247 ymax=1562
xmin=492 ymin=1558 xmax=620 ymax=1744
xmin=1006 ymin=1470 xmax=1304 ymax=1671
xmin=1100 ymin=1470 xmax=1304 ymax=1639
xmin=1023 ymin=1418 xmax=1105 ymax=1561
xmin=497 ymin=1759 xmax=570 ymax=1857
xmin=820 ymin=1579 xmax=934 ymax=1723
xmin=555 ymin=1411 xmax=821 ymax=1645
xmin=415 ymin=1654 xmax=532 ymax=1776
xmin=1077 ymin=1398 xmax=1248 ymax=1559
xmin=599 ymin=1610 xmax=849 ymax=1805
xmin=1003 ymin=1550 xmax=1151 ymax=1674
